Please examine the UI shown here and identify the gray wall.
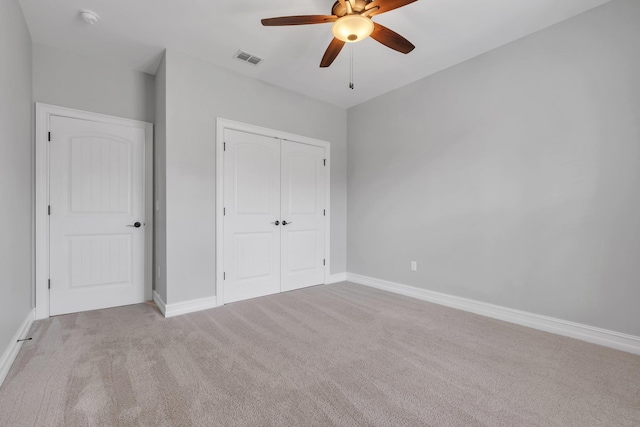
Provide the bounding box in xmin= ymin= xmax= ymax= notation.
xmin=347 ymin=0 xmax=640 ymax=335
xmin=0 ymin=0 xmax=33 ymax=359
xmin=33 ymin=43 xmax=155 ymax=123
xmin=162 ymin=49 xmax=347 ymax=304
xmin=154 ymin=53 xmax=167 ymax=301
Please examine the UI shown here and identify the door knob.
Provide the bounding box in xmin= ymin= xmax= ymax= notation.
xmin=127 ymin=222 xmax=142 ymax=228
xmin=271 ymin=220 xmax=280 ymax=226
xmin=282 ymin=220 xmax=292 ymax=226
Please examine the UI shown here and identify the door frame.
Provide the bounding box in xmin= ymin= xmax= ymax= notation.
xmin=215 ymin=118 xmax=331 ymax=306
xmin=35 ymin=103 xmax=153 ymax=320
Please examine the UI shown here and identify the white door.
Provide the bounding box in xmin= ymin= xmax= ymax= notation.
xmin=49 ymin=116 xmax=146 ymax=315
xmin=280 ymin=140 xmax=325 ymax=292
xmin=223 ymin=129 xmax=281 ymax=303
xmin=222 ymin=130 xmax=326 ymax=303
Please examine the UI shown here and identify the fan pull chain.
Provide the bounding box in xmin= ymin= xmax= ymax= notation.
xmin=349 ymin=45 xmax=354 ymax=90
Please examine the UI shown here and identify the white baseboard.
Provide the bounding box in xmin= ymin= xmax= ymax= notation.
xmin=347 ymin=273 xmax=640 ymax=355
xmin=154 ymin=291 xmax=217 ymax=318
xmin=327 ymin=272 xmax=347 ymax=284
xmin=0 ymin=308 xmax=35 ymax=387
xmin=153 ymin=291 xmax=167 ymax=316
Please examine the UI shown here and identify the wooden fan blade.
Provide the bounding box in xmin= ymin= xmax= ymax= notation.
xmin=370 ymin=22 xmax=415 ymax=54
xmin=261 ymin=15 xmax=337 ymax=26
xmin=320 ymin=38 xmax=346 ymax=67
xmin=365 ymin=0 xmax=418 ymax=16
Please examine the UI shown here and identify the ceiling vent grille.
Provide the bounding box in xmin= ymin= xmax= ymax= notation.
xmin=234 ymin=50 xmax=264 ymax=66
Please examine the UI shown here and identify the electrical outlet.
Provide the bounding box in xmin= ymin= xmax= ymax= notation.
xmin=411 ymin=261 xmax=417 ymax=271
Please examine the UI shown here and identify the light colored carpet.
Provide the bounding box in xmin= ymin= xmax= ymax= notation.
xmin=1 ymin=282 xmax=639 ymax=426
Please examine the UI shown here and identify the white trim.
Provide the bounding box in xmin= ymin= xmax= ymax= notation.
xmin=35 ymin=103 xmax=154 ymax=320
xmin=215 ymin=118 xmax=331 ymax=306
xmin=153 ymin=291 xmax=167 ymax=316
xmin=327 ymin=273 xmax=347 ymax=284
xmin=0 ymin=309 xmax=35 ymax=387
xmin=162 ymin=295 xmax=217 ymax=318
xmin=347 ymin=273 xmax=640 ymax=355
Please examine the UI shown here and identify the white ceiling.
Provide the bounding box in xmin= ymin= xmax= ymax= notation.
xmin=19 ymin=0 xmax=611 ymax=108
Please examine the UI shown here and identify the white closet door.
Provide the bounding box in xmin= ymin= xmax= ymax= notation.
xmin=49 ymin=116 xmax=146 ymax=315
xmin=280 ymin=140 xmax=326 ymax=292
xmin=223 ymin=129 xmax=281 ymax=303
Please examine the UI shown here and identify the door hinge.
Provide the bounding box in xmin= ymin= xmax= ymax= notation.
xmin=323 ymin=209 xmax=325 ymax=216
xmin=323 ymin=259 xmax=326 ymax=266
xmin=48 ymin=132 xmax=51 ymax=142
xmin=48 ymin=205 xmax=51 ymax=215
xmin=323 ymin=159 xmax=326 ymax=166
xmin=48 ymin=279 xmax=51 ymax=289
xmin=223 ymin=272 xmax=226 ymax=280
xmin=223 ymin=207 xmax=226 ymax=216
xmin=223 ymin=142 xmax=226 ymax=151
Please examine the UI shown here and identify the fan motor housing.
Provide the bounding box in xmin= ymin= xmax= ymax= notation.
xmin=332 ymin=0 xmax=372 ymax=16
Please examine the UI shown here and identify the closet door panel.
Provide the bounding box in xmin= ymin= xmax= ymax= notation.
xmin=280 ymin=140 xmax=326 ymax=291
xmin=223 ymin=129 xmax=281 ymax=303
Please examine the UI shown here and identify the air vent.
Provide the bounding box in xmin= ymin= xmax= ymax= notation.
xmin=234 ymin=50 xmax=264 ymax=66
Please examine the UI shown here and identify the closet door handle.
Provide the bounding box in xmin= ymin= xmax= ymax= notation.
xmin=271 ymin=220 xmax=280 ymax=226
xmin=282 ymin=220 xmax=292 ymax=226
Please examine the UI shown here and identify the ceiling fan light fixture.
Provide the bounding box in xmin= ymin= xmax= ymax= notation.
xmin=331 ymin=15 xmax=374 ymax=43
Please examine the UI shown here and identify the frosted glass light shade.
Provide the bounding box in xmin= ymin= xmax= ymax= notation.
xmin=331 ymin=15 xmax=374 ymax=43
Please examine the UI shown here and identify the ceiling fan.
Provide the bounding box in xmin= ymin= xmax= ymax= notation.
xmin=261 ymin=0 xmax=417 ymax=68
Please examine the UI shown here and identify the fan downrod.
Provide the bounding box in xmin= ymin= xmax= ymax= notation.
xmin=331 ymin=0 xmax=372 ymax=17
